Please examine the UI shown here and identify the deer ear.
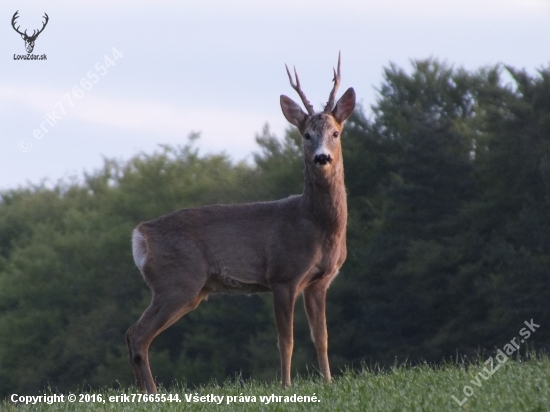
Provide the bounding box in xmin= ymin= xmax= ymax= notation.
xmin=280 ymin=95 xmax=307 ymax=129
xmin=332 ymin=87 xmax=356 ymax=124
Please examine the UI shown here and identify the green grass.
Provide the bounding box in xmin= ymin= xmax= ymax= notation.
xmin=2 ymin=356 xmax=550 ymax=411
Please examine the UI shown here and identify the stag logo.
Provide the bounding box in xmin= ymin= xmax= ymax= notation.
xmin=11 ymin=11 xmax=49 ymax=54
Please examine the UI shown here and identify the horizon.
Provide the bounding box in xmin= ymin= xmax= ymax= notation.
xmin=1 ymin=0 xmax=549 ymax=190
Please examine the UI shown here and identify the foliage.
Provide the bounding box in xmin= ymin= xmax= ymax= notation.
xmin=0 ymin=60 xmax=549 ymax=398
xmin=2 ymin=356 xmax=550 ymax=411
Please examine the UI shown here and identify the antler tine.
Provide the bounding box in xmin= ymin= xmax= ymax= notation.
xmin=35 ymin=13 xmax=49 ymax=37
xmin=324 ymin=52 xmax=342 ymax=112
xmin=285 ymin=64 xmax=315 ymax=115
xmin=11 ymin=11 xmax=26 ymax=36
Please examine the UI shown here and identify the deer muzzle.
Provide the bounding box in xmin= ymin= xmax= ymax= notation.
xmin=314 ymin=153 xmax=333 ymax=166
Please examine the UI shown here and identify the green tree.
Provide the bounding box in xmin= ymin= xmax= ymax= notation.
xmin=1 ymin=61 xmax=549 ymax=399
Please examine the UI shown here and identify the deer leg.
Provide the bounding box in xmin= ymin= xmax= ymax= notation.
xmin=126 ymin=329 xmax=145 ymax=391
xmin=126 ymin=291 xmax=205 ymax=394
xmin=303 ymin=281 xmax=331 ymax=383
xmin=273 ymin=286 xmax=297 ymax=388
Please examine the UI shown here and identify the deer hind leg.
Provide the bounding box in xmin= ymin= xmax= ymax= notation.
xmin=303 ymin=280 xmax=331 ymax=383
xmin=273 ymin=286 xmax=298 ymax=388
xmin=126 ymin=287 xmax=205 ymax=394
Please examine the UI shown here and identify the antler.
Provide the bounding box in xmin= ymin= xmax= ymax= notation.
xmin=30 ymin=13 xmax=49 ymax=39
xmin=324 ymin=52 xmax=342 ymax=112
xmin=285 ymin=64 xmax=315 ymax=115
xmin=11 ymin=11 xmax=49 ymax=39
xmin=11 ymin=11 xmax=26 ymax=37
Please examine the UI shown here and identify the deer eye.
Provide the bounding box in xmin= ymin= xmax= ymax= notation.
xmin=304 ymin=132 xmax=311 ymax=140
xmin=333 ymin=131 xmax=339 ymax=138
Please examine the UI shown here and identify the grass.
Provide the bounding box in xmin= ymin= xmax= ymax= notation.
xmin=2 ymin=355 xmax=550 ymax=411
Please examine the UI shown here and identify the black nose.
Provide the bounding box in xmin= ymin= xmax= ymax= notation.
xmin=314 ymin=154 xmax=333 ymax=165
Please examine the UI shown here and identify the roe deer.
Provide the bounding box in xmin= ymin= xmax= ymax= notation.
xmin=126 ymin=53 xmax=356 ymax=393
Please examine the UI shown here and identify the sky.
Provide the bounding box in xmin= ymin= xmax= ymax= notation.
xmin=1 ymin=0 xmax=549 ymax=190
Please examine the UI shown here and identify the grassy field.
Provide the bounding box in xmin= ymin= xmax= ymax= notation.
xmin=2 ymin=356 xmax=549 ymax=411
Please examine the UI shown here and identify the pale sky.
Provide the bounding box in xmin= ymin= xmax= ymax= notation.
xmin=1 ymin=0 xmax=549 ymax=190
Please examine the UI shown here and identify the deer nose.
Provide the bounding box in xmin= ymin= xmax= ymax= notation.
xmin=314 ymin=153 xmax=333 ymax=165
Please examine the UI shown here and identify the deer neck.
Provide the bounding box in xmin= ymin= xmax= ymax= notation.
xmin=301 ymin=161 xmax=347 ymax=234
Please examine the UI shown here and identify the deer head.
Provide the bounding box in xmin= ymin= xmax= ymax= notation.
xmin=280 ymin=53 xmax=356 ymax=177
xmin=11 ymin=11 xmax=49 ymax=54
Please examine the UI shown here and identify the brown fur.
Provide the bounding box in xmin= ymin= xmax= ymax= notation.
xmin=126 ymin=57 xmax=356 ymax=393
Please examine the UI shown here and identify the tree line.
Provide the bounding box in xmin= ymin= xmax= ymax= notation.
xmin=0 ymin=59 xmax=549 ymax=397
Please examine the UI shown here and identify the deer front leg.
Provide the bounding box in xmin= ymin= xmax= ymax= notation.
xmin=303 ymin=281 xmax=331 ymax=383
xmin=273 ymin=286 xmax=297 ymax=388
